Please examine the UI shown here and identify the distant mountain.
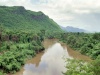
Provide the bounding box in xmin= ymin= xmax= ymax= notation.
xmin=0 ymin=6 xmax=62 ymax=33
xmin=60 ymin=26 xmax=86 ymax=32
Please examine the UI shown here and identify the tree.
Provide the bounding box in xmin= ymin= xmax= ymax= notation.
xmin=63 ymin=59 xmax=93 ymax=75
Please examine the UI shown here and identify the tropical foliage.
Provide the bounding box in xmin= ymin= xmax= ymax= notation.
xmin=63 ymin=55 xmax=100 ymax=75
xmin=57 ymin=32 xmax=100 ymax=59
xmin=0 ymin=26 xmax=45 ymax=74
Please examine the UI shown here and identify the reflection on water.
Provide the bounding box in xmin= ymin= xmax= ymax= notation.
xmin=14 ymin=39 xmax=91 ymax=75
xmin=23 ymin=42 xmax=69 ymax=75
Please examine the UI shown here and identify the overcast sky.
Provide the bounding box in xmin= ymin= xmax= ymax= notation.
xmin=0 ymin=0 xmax=100 ymax=32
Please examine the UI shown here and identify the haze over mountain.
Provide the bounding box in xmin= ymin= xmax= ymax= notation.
xmin=0 ymin=6 xmax=62 ymax=33
xmin=60 ymin=26 xmax=86 ymax=32
xmin=0 ymin=0 xmax=100 ymax=32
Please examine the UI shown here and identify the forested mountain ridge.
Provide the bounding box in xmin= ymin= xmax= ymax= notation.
xmin=0 ymin=6 xmax=62 ymax=33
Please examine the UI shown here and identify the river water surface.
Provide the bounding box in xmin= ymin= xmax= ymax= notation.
xmin=14 ymin=39 xmax=91 ymax=75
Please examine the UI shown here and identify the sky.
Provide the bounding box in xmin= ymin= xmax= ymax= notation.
xmin=0 ymin=0 xmax=100 ymax=32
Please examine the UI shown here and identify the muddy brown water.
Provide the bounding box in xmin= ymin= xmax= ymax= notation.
xmin=14 ymin=39 xmax=91 ymax=75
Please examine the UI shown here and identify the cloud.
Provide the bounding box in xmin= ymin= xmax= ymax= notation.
xmin=0 ymin=0 xmax=100 ymax=32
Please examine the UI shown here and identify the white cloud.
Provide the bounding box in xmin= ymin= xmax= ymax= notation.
xmin=0 ymin=0 xmax=100 ymax=32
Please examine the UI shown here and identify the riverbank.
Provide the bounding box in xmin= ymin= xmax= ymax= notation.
xmin=57 ymin=32 xmax=100 ymax=59
xmin=13 ymin=52 xmax=44 ymax=75
xmin=59 ymin=41 xmax=91 ymax=61
xmin=0 ymin=31 xmax=45 ymax=75
xmin=13 ymin=39 xmax=92 ymax=75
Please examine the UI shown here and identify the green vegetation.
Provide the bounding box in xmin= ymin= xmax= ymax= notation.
xmin=0 ymin=26 xmax=45 ymax=74
xmin=0 ymin=6 xmax=62 ymax=33
xmin=63 ymin=56 xmax=100 ymax=75
xmin=56 ymin=32 xmax=100 ymax=59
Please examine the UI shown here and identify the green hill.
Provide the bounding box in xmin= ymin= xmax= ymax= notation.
xmin=0 ymin=6 xmax=63 ymax=74
xmin=0 ymin=6 xmax=62 ymax=33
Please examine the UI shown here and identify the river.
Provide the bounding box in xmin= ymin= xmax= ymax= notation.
xmin=14 ymin=39 xmax=91 ymax=75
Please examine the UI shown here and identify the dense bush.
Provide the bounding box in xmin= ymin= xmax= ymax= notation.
xmin=58 ymin=32 xmax=100 ymax=59
xmin=0 ymin=49 xmax=36 ymax=73
xmin=63 ymin=56 xmax=100 ymax=75
xmin=0 ymin=29 xmax=45 ymax=74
